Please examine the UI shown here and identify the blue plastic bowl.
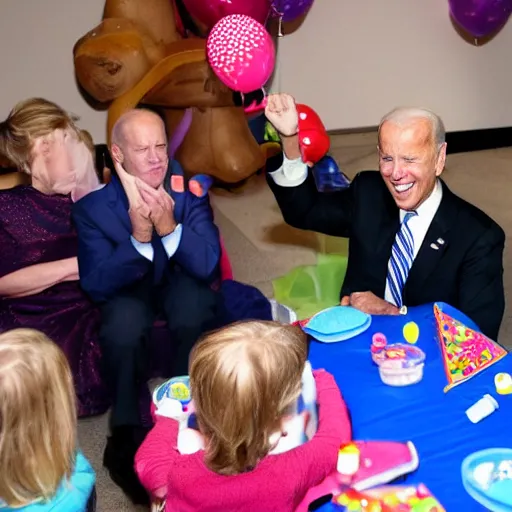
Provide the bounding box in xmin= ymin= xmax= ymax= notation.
xmin=461 ymin=448 xmax=512 ymax=512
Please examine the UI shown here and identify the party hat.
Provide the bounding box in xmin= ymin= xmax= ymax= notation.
xmin=434 ymin=304 xmax=508 ymax=392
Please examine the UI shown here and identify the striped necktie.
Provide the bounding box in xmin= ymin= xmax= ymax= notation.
xmin=387 ymin=211 xmax=417 ymax=307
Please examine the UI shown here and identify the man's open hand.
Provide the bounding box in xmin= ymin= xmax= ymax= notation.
xmin=341 ymin=291 xmax=399 ymax=316
xmin=113 ymin=159 xmax=153 ymax=243
xmin=137 ymin=182 xmax=176 ymax=237
xmin=265 ymin=93 xmax=299 ymax=137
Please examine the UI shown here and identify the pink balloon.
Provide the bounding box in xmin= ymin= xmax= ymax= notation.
xmin=183 ymin=0 xmax=272 ymax=29
xmin=207 ymin=14 xmax=276 ymax=94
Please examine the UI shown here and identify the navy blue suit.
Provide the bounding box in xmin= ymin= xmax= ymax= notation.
xmin=72 ymin=161 xmax=221 ymax=303
xmin=72 ymin=161 xmax=222 ymax=427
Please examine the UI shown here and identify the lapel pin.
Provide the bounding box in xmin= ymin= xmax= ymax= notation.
xmin=437 ymin=238 xmax=445 ymax=245
xmin=430 ymin=243 xmax=439 ymax=250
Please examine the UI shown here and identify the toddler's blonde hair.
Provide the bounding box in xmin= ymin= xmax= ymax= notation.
xmin=189 ymin=320 xmax=307 ymax=475
xmin=0 ymin=329 xmax=77 ymax=507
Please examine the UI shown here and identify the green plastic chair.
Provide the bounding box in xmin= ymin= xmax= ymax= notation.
xmin=272 ymin=252 xmax=348 ymax=321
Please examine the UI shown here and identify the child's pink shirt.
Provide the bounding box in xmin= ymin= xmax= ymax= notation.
xmin=135 ymin=370 xmax=351 ymax=512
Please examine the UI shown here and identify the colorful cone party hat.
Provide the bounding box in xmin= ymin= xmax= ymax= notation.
xmin=434 ymin=304 xmax=508 ymax=392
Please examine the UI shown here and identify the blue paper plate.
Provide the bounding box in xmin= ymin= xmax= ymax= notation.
xmin=462 ymin=448 xmax=512 ymax=512
xmin=303 ymin=306 xmax=372 ymax=343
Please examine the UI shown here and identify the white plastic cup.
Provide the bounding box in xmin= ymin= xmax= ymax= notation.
xmin=466 ymin=394 xmax=499 ymax=424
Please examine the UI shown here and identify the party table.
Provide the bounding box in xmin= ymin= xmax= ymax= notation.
xmin=308 ymin=302 xmax=512 ymax=511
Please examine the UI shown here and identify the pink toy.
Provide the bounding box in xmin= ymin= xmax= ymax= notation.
xmin=371 ymin=332 xmax=388 ymax=355
xmin=207 ymin=14 xmax=276 ymax=94
xmin=296 ymin=440 xmax=419 ymax=512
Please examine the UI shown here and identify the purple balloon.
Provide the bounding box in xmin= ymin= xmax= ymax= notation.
xmin=272 ymin=0 xmax=314 ymax=22
xmin=449 ymin=0 xmax=512 ymax=38
xmin=169 ymin=108 xmax=193 ymax=159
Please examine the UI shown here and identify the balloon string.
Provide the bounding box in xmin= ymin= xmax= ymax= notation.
xmin=276 ymin=15 xmax=284 ymax=93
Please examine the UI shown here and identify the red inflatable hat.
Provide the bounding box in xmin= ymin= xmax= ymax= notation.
xmin=296 ymin=104 xmax=330 ymax=166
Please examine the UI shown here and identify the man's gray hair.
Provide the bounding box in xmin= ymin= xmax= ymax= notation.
xmin=378 ymin=107 xmax=446 ymax=150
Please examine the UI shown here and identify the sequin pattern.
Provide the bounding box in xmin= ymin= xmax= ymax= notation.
xmin=0 ymin=186 xmax=110 ymax=417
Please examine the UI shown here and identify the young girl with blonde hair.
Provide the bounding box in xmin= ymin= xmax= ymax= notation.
xmin=0 ymin=328 xmax=96 ymax=511
xmin=135 ymin=320 xmax=351 ymax=511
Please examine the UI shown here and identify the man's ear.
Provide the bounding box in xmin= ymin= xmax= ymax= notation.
xmin=111 ymin=144 xmax=124 ymax=164
xmin=435 ymin=142 xmax=447 ymax=177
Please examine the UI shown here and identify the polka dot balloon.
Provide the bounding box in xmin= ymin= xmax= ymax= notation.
xmin=207 ymin=14 xmax=276 ymax=94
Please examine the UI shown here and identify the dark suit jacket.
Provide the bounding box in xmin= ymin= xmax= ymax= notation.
xmin=267 ymin=161 xmax=505 ymax=340
xmin=72 ymin=160 xmax=221 ymax=303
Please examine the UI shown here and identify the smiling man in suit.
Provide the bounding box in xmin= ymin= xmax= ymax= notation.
xmin=264 ymin=93 xmax=505 ymax=340
xmin=72 ymin=109 xmax=222 ymax=504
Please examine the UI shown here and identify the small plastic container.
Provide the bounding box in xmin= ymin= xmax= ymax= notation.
xmin=466 ymin=394 xmax=499 ymax=424
xmin=373 ymin=343 xmax=426 ymax=387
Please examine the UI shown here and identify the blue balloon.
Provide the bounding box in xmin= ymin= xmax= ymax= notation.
xmin=313 ymin=155 xmax=351 ymax=193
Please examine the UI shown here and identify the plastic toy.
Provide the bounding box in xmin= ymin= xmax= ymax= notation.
xmin=371 ymin=333 xmax=388 ymax=356
xmin=403 ymin=321 xmax=420 ymax=344
xmin=494 ymin=372 xmax=512 ymax=395
xmin=466 ymin=394 xmax=499 ymax=424
xmin=462 ymin=448 xmax=512 ymax=512
xmin=434 ymin=304 xmax=507 ymax=392
xmin=332 ymin=484 xmax=445 ymax=512
xmin=297 ymin=441 xmax=420 ymax=512
xmin=372 ymin=344 xmax=426 ymax=387
xmin=298 ymin=306 xmax=372 ymax=343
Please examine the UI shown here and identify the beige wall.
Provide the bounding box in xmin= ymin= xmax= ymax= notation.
xmin=0 ymin=0 xmax=107 ymax=143
xmin=2 ymin=0 xmax=512 ymax=143
xmin=275 ymin=0 xmax=512 ymax=132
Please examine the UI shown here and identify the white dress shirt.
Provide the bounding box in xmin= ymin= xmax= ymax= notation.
xmin=268 ymin=158 xmax=443 ymax=303
xmin=268 ymin=156 xmax=309 ymax=187
xmin=384 ymin=180 xmax=443 ymax=303
xmin=90 ymin=183 xmax=183 ymax=262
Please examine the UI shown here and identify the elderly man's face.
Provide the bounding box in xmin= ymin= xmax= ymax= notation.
xmin=378 ymin=119 xmax=446 ymax=211
xmin=117 ymin=113 xmax=168 ymax=189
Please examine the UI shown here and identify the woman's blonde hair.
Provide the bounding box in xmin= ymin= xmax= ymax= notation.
xmin=0 ymin=329 xmax=77 ymax=507
xmin=0 ymin=98 xmax=82 ymax=171
xmin=190 ymin=320 xmax=307 ymax=476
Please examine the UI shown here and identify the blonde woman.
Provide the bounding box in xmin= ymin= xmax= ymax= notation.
xmin=135 ymin=320 xmax=352 ymax=512
xmin=0 ymin=328 xmax=96 ymax=511
xmin=0 ymin=98 xmax=108 ymax=417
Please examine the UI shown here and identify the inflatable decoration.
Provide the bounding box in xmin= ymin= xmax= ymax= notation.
xmin=183 ymin=0 xmax=272 ymax=29
xmin=73 ymin=0 xmax=267 ymax=183
xmin=272 ymin=0 xmax=314 ymax=23
xmin=449 ymin=0 xmax=512 ymax=39
xmin=296 ymin=104 xmax=330 ymax=166
xmin=207 ymin=14 xmax=276 ymax=94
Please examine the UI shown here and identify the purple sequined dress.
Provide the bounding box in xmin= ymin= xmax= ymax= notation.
xmin=0 ymin=186 xmax=110 ymax=417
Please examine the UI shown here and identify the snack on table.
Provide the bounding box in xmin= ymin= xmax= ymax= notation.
xmin=333 ymin=484 xmax=445 ymax=511
xmin=372 ymin=344 xmax=426 ymax=387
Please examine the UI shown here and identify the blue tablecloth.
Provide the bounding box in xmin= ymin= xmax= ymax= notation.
xmin=308 ymin=302 xmax=512 ymax=511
